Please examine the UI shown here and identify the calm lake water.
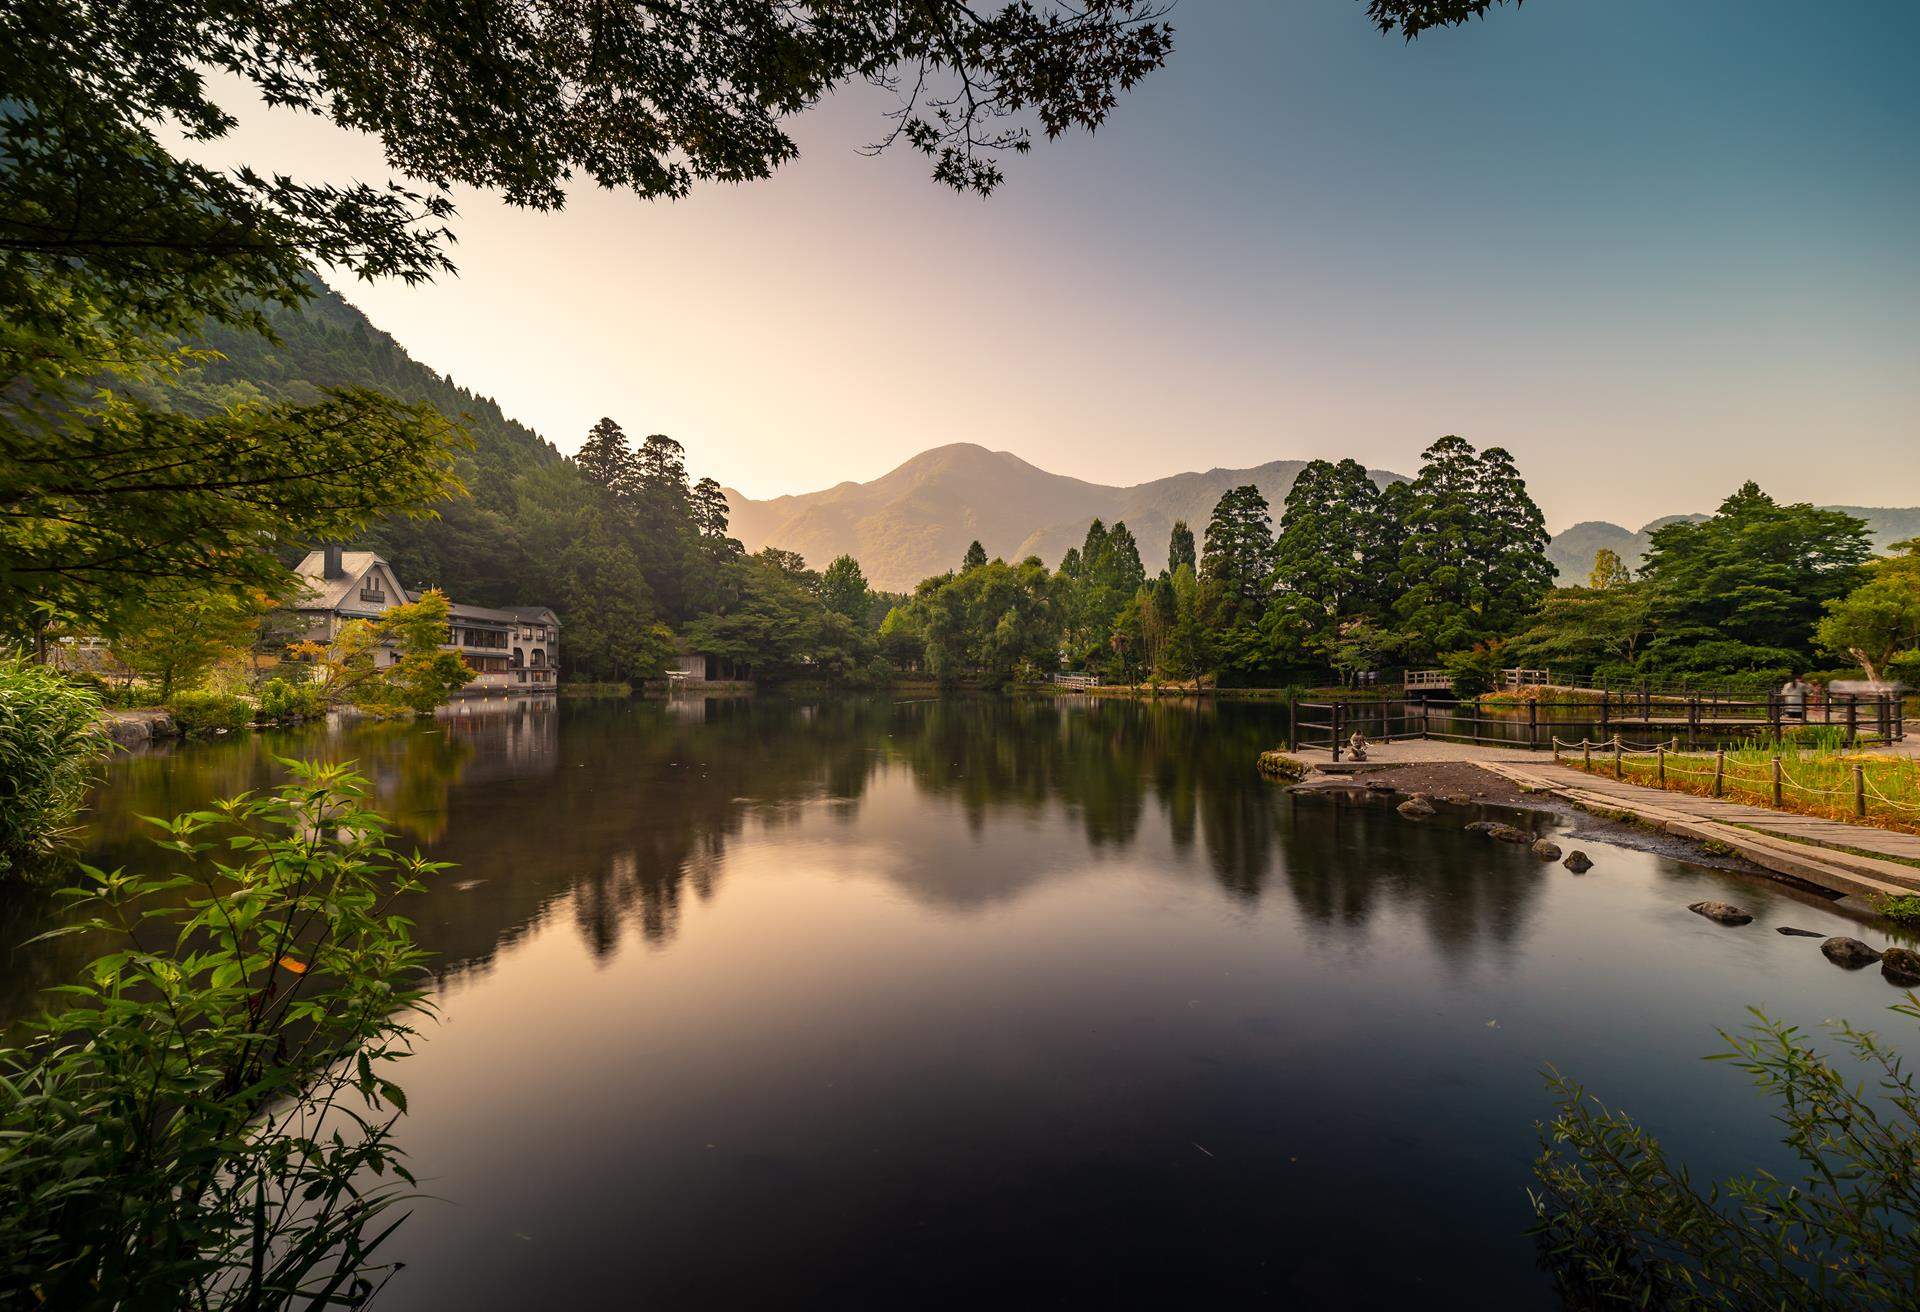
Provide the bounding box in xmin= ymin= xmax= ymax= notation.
xmin=5 ymin=694 xmax=1915 ymax=1307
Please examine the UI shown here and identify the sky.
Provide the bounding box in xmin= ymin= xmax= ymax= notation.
xmin=183 ymin=0 xmax=1919 ymax=531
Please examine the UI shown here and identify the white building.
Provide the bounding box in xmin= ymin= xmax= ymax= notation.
xmin=291 ymin=546 xmax=559 ymax=693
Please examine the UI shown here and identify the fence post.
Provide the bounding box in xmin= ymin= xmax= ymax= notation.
xmin=1879 ymin=694 xmax=1892 ymax=743
xmin=1286 ymin=689 xmax=1298 ymax=753
xmin=1614 ymin=734 xmax=1623 ymax=779
xmin=1331 ymin=701 xmax=1342 ymax=763
xmin=1846 ymin=696 xmax=1858 ymax=748
xmin=1713 ymin=748 xmax=1725 ymax=797
xmin=1768 ymin=691 xmax=1780 ymax=739
xmin=1583 ymin=738 xmax=1592 ymax=770
xmin=1657 ymin=744 xmax=1665 ymax=786
xmin=1770 ymin=755 xmax=1782 ymax=808
xmin=1600 ymin=689 xmax=1610 ymax=737
xmin=1472 ymin=697 xmax=1481 ymax=746
xmin=1687 ymin=696 xmax=1699 ymax=751
xmin=1642 ymin=682 xmax=1651 ymax=718
xmin=1854 ymin=763 xmax=1866 ymax=818
xmin=1528 ymin=699 xmax=1538 ymax=749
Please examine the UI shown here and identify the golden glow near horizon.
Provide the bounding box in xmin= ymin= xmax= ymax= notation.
xmin=170 ymin=2 xmax=1916 ymax=532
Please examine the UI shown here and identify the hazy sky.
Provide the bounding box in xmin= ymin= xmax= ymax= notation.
xmin=186 ymin=0 xmax=1917 ymax=531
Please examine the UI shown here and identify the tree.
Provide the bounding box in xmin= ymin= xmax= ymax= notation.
xmin=575 ymin=418 xmax=638 ymax=498
xmin=1817 ymin=540 xmax=1920 ymax=684
xmin=1200 ymin=485 xmax=1275 ymax=625
xmin=820 ymin=555 xmax=873 ymax=625
xmin=1167 ymin=520 xmax=1197 ymax=575
xmin=109 ymin=585 xmax=269 ymax=701
xmin=291 ymin=590 xmax=472 ymax=714
xmin=1393 ymin=435 xmax=1552 ymax=659
xmin=1640 ymin=482 xmax=1871 ymax=673
xmin=2 ymin=393 xmax=464 ymax=647
xmin=1588 ymin=547 xmax=1632 ymax=590
xmin=1505 ymin=586 xmax=1656 ymax=676
xmin=963 ymin=540 xmax=989 ymax=571
xmin=690 ymin=477 xmax=735 ymax=550
xmin=1273 ymin=458 xmax=1386 ymax=636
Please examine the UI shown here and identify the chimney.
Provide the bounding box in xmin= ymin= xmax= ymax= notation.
xmin=322 ymin=543 xmax=345 ymax=580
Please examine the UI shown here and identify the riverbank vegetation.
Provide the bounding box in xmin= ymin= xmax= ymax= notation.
xmin=0 ymin=659 xmax=103 ymax=876
xmin=1531 ymin=1000 xmax=1920 ymax=1309
xmin=1563 ymin=731 xmax=1920 ymax=836
xmin=0 ymin=763 xmax=437 ymax=1308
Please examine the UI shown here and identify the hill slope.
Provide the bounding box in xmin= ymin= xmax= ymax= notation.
xmin=726 ymin=446 xmax=1407 ymax=591
xmin=1548 ymin=509 xmax=1920 ymax=580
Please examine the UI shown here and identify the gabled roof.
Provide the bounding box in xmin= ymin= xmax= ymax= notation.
xmin=291 ymin=550 xmax=394 ymax=611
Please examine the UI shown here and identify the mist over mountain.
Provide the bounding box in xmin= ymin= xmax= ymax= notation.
xmin=724 ymin=445 xmax=1407 ymax=592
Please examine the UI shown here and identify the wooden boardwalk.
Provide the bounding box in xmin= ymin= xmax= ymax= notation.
xmin=1479 ymin=759 xmax=1920 ymax=901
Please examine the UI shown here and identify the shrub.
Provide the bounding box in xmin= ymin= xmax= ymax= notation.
xmin=1531 ymin=1001 xmax=1920 ymax=1308
xmin=0 ymin=761 xmax=443 ymax=1307
xmin=253 ymin=676 xmax=328 ymax=725
xmin=1882 ymin=895 xmax=1920 ymax=928
xmin=1441 ymin=644 xmax=1503 ymax=699
xmin=0 ymin=658 xmax=104 ymax=876
xmin=165 ymin=689 xmax=253 ymax=736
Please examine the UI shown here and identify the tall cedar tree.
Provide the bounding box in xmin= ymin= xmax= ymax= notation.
xmin=1200 ymin=485 xmax=1276 ymax=626
xmin=1167 ymin=520 xmax=1197 ymax=575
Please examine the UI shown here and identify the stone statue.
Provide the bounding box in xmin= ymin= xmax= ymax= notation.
xmin=1347 ymin=730 xmax=1369 ymax=762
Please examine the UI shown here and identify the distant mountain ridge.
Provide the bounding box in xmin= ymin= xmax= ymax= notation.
xmin=1547 ymin=509 xmax=1920 ymax=581
xmin=725 ymin=445 xmax=1407 ymax=592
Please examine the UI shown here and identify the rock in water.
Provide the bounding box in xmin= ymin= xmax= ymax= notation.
xmin=1529 ymin=839 xmax=1562 ymax=861
xmin=1821 ymin=937 xmax=1883 ymax=968
xmin=1562 ymin=851 xmax=1593 ymax=873
xmin=1397 ymin=798 xmax=1436 ymax=820
xmin=1256 ymin=752 xmax=1309 ymax=782
xmin=1775 ymin=926 xmax=1824 ymax=937
xmin=1688 ymin=901 xmax=1753 ymax=926
xmin=1882 ymin=947 xmax=1920 ymax=988
xmin=1464 ymin=820 xmax=1498 ymax=835
xmin=1474 ymin=823 xmax=1532 ymax=844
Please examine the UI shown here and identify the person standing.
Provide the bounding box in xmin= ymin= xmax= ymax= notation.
xmin=1780 ymin=673 xmax=1810 ymax=722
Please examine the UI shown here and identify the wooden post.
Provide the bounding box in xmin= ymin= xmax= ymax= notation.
xmin=1656 ymin=744 xmax=1665 ymax=786
xmin=1286 ymin=689 xmax=1298 ymax=753
xmin=1528 ymin=698 xmax=1538 ymax=749
xmin=1687 ymin=696 xmax=1699 ymax=751
xmin=1614 ymin=734 xmax=1624 ymax=779
xmin=1771 ymin=755 xmax=1783 ymax=807
xmin=1642 ymin=682 xmax=1651 ymax=718
xmin=1713 ymin=748 xmax=1725 ymax=797
xmin=1854 ymin=763 xmax=1866 ymax=818
xmin=1600 ymin=689 xmax=1610 ymax=737
xmin=1331 ymin=701 xmax=1342 ymax=763
xmin=1472 ymin=697 xmax=1481 ymax=746
xmin=1583 ymin=738 xmax=1592 ymax=770
xmin=1846 ymin=695 xmax=1858 ymax=748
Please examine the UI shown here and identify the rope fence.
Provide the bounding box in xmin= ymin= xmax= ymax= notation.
xmin=1550 ymin=733 xmax=1920 ymax=834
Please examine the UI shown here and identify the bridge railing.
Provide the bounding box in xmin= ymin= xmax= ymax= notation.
xmin=1281 ymin=691 xmax=1903 ymax=760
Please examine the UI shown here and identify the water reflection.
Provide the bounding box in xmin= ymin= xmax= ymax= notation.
xmin=2 ymin=695 xmax=1564 ymax=1019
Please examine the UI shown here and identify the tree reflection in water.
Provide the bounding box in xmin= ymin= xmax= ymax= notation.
xmin=9 ymin=694 xmax=1554 ymax=1021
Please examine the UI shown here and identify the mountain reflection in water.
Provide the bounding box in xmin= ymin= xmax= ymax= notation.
xmin=6 ymin=694 xmax=1910 ymax=1308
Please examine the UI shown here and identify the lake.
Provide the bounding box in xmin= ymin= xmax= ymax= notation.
xmin=4 ymin=694 xmax=1913 ymax=1307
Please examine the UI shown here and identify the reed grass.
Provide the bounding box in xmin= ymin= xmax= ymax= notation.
xmin=1565 ymin=727 xmax=1920 ymax=836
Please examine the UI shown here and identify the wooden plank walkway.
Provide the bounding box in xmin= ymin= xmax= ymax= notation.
xmin=1479 ymin=759 xmax=1920 ymax=901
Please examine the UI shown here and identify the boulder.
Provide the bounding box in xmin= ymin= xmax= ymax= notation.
xmin=1562 ymin=851 xmax=1593 ymax=873
xmin=1440 ymin=793 xmax=1474 ymax=807
xmin=1529 ymin=839 xmax=1563 ymax=861
xmin=1820 ymin=937 xmax=1883 ymax=968
xmin=1688 ymin=900 xmax=1753 ymax=926
xmin=1774 ymin=926 xmax=1824 ymax=938
xmin=1464 ymin=820 xmax=1498 ymax=835
xmin=101 ymin=709 xmax=177 ymax=748
xmin=1882 ymin=947 xmax=1920 ymax=988
xmin=1256 ymin=752 xmax=1309 ymax=783
xmin=1396 ymin=797 xmax=1436 ymax=820
xmin=1487 ymin=824 xmax=1533 ymax=845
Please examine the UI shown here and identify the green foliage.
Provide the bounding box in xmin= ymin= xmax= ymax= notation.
xmin=900 ymin=557 xmax=1060 ymax=686
xmin=1395 ymin=436 xmax=1554 ymax=659
xmin=1273 ymin=457 xmax=1395 ymax=652
xmin=1641 ymin=483 xmax=1872 ymax=674
xmin=0 ymin=762 xmax=440 ymax=1308
xmin=820 ymin=555 xmax=873 ymax=624
xmin=0 ymin=659 xmax=103 ymax=876
xmin=253 ymin=677 xmax=329 ymax=726
xmin=963 ymin=540 xmax=989 ymax=571
xmin=1200 ymin=485 xmax=1276 ymax=628
xmin=1818 ymin=539 xmax=1920 ymax=685
xmin=1530 ymin=1000 xmax=1920 ymax=1310
xmin=293 ymin=590 xmax=472 ymax=714
xmin=1588 ymin=547 xmax=1632 ymax=589
xmin=1440 ymin=644 xmax=1503 ymax=699
xmin=1880 ymin=895 xmax=1920 ymax=927
xmin=165 ymin=690 xmax=254 ymax=737
xmin=1167 ymin=520 xmax=1197 ymax=574
xmin=108 ymin=585 xmax=269 ymax=702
